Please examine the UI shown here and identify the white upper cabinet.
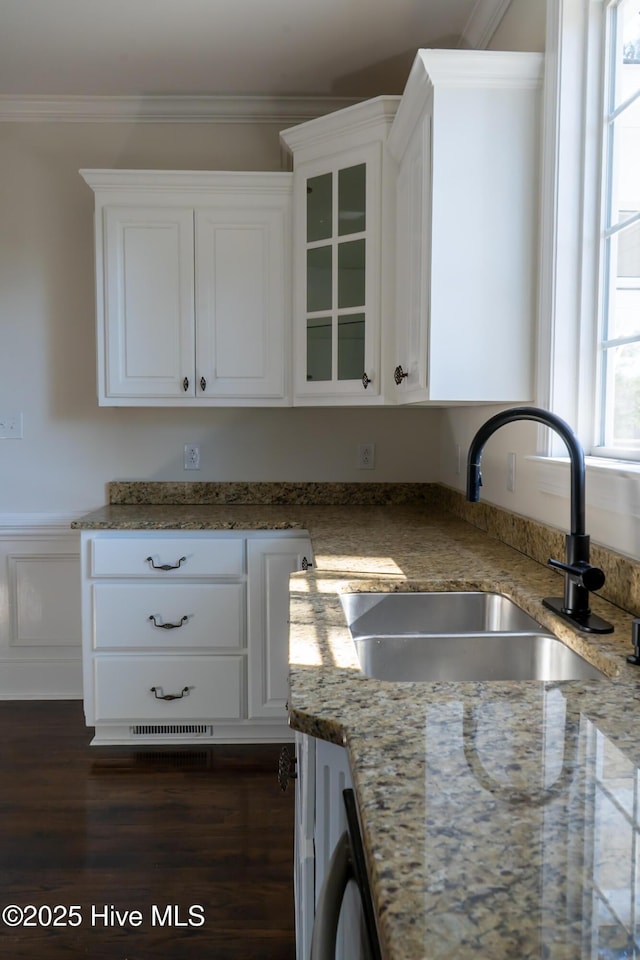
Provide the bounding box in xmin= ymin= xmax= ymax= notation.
xmin=387 ymin=50 xmax=544 ymax=404
xmin=281 ymin=97 xmax=399 ymax=405
xmin=82 ymin=55 xmax=543 ymax=409
xmin=81 ymin=170 xmax=292 ymax=406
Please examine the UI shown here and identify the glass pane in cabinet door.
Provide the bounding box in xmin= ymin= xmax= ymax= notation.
xmin=307 ymin=317 xmax=332 ymax=381
xmin=338 ymin=164 xmax=366 ymax=236
xmin=338 ymin=313 xmax=365 ymax=380
xmin=307 ymin=246 xmax=332 ymax=312
xmin=338 ymin=239 xmax=365 ymax=309
xmin=307 ymin=174 xmax=332 ymax=242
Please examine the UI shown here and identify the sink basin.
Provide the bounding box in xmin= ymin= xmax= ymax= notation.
xmin=340 ymin=591 xmax=605 ymax=682
xmin=341 ymin=590 xmax=543 ymax=637
xmin=353 ymin=632 xmax=604 ymax=682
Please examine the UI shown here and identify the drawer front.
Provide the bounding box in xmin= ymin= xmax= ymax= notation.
xmin=92 ymin=583 xmax=245 ymax=650
xmin=90 ymin=537 xmax=244 ymax=578
xmin=93 ymin=655 xmax=243 ymax=721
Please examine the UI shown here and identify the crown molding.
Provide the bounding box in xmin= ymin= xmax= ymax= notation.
xmin=461 ymin=0 xmax=514 ymax=49
xmin=0 ymin=94 xmax=361 ymax=124
xmin=80 ymin=169 xmax=293 ymax=200
xmin=387 ymin=49 xmax=542 ymax=161
xmin=280 ymin=95 xmax=400 ymax=155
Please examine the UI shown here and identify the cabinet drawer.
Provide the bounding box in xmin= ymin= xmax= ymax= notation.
xmin=92 ymin=583 xmax=244 ymax=650
xmin=93 ymin=655 xmax=243 ymax=721
xmin=89 ymin=537 xmax=244 ymax=578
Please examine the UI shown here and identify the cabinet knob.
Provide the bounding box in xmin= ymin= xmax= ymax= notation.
xmin=278 ymin=745 xmax=297 ymax=791
xmin=200 ymin=376 xmax=207 ymax=392
xmin=394 ymin=365 xmax=409 ymax=385
xmin=301 ymin=556 xmax=313 ymax=571
xmin=183 ymin=377 xmax=189 ymax=392
xmin=361 ymin=372 xmax=372 ymax=389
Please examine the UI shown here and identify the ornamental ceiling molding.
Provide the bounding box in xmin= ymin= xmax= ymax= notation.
xmin=0 ymin=0 xmax=511 ymax=122
xmin=461 ymin=0 xmax=514 ymax=50
xmin=0 ymin=95 xmax=361 ymax=124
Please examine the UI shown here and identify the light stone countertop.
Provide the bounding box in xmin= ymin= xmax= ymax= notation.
xmin=73 ymin=494 xmax=640 ymax=959
xmin=70 ymin=501 xmax=309 ymax=530
xmin=284 ymin=506 xmax=640 ymax=960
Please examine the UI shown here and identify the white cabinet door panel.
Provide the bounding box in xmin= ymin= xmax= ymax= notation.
xmin=247 ymin=538 xmax=311 ymax=719
xmin=102 ymin=206 xmax=195 ymax=398
xmin=195 ymin=204 xmax=289 ymax=400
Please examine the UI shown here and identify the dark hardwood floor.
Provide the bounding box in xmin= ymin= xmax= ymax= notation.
xmin=0 ymin=701 xmax=296 ymax=959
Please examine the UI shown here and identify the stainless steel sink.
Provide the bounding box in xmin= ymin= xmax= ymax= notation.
xmin=353 ymin=632 xmax=604 ymax=681
xmin=341 ymin=591 xmax=543 ymax=638
xmin=340 ymin=591 xmax=606 ymax=682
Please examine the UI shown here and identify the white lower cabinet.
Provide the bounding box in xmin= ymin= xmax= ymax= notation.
xmin=80 ymin=529 xmax=311 ymax=745
xmin=247 ymin=538 xmax=313 ymax=720
xmin=294 ymin=732 xmax=373 ymax=960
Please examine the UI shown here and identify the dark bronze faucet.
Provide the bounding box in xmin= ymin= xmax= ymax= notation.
xmin=466 ymin=406 xmax=613 ymax=634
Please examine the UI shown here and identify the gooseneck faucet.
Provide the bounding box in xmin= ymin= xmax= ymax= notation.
xmin=467 ymin=406 xmax=613 ymax=634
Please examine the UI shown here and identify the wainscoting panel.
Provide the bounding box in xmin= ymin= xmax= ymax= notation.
xmin=0 ymin=519 xmax=82 ymax=699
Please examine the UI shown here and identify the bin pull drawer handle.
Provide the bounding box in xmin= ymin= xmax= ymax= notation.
xmin=150 ymin=685 xmax=190 ymax=701
xmin=145 ymin=556 xmax=187 ymax=571
xmin=148 ymin=615 xmax=188 ymax=630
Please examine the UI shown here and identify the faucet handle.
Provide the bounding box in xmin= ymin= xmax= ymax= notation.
xmin=547 ymin=558 xmax=605 ymax=592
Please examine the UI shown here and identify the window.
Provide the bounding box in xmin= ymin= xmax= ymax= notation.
xmin=596 ymin=0 xmax=640 ymax=459
xmin=541 ymin=0 xmax=640 ymax=464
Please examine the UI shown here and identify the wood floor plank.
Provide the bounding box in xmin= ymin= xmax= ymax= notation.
xmin=0 ymin=701 xmax=296 ymax=958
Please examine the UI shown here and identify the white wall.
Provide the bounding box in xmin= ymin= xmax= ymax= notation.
xmin=0 ymin=120 xmax=440 ymax=516
xmin=488 ymin=0 xmax=546 ymax=52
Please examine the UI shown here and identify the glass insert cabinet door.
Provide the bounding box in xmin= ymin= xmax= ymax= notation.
xmin=300 ymin=155 xmax=379 ymax=397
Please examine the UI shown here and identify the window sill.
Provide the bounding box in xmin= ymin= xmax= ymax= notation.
xmin=529 ymin=455 xmax=640 ymax=517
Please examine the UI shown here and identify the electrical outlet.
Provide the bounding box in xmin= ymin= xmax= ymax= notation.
xmin=357 ymin=442 xmax=376 ymax=470
xmin=184 ymin=443 xmax=201 ymax=470
xmin=507 ymin=452 xmax=516 ymax=491
xmin=0 ymin=412 xmax=23 ymax=439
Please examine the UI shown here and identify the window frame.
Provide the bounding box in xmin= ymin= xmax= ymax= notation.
xmin=595 ymin=1 xmax=640 ymax=460
xmin=539 ymin=0 xmax=640 ymax=464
